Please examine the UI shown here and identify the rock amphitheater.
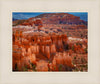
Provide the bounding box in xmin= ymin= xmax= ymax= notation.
xmin=13 ymin=26 xmax=87 ymax=71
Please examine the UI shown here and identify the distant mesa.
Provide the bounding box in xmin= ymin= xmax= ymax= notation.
xmin=33 ymin=13 xmax=87 ymax=25
xmin=13 ymin=13 xmax=87 ymax=26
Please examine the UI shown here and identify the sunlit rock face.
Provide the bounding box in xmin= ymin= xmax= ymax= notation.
xmin=49 ymin=52 xmax=74 ymax=71
xmin=50 ymin=44 xmax=56 ymax=55
xmin=12 ymin=31 xmax=71 ymax=71
xmin=36 ymin=60 xmax=49 ymax=71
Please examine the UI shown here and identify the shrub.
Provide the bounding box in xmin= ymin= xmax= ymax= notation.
xmin=23 ymin=65 xmax=28 ymax=71
xmin=81 ymin=57 xmax=86 ymax=63
xmin=84 ymin=48 xmax=87 ymax=53
xmin=72 ymin=45 xmax=74 ymax=51
xmin=74 ymin=56 xmax=76 ymax=60
xmin=59 ymin=64 xmax=63 ymax=71
xmin=65 ymin=44 xmax=69 ymax=50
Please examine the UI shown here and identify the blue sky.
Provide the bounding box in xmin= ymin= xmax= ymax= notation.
xmin=13 ymin=12 xmax=88 ymax=21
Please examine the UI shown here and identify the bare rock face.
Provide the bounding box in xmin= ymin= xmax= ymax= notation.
xmin=29 ymin=54 xmax=36 ymax=64
xmin=49 ymin=52 xmax=74 ymax=71
xmin=44 ymin=46 xmax=50 ymax=59
xmin=36 ymin=60 xmax=48 ymax=71
xmin=50 ymin=44 xmax=56 ymax=55
xmin=34 ymin=34 xmax=68 ymax=56
xmin=40 ymin=45 xmax=45 ymax=54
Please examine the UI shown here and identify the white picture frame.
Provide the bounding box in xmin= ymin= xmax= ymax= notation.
xmin=0 ymin=0 xmax=100 ymax=84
